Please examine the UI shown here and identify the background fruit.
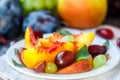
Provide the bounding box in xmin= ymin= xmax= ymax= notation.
xmin=0 ymin=0 xmax=23 ymax=38
xmin=22 ymin=11 xmax=60 ymax=33
xmin=20 ymin=0 xmax=58 ymax=15
xmin=58 ymin=0 xmax=107 ymax=29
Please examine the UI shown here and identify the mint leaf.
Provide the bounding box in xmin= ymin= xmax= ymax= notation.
xmin=75 ymin=45 xmax=91 ymax=62
xmin=103 ymin=40 xmax=109 ymax=48
xmin=57 ymin=29 xmax=72 ymax=35
xmin=12 ymin=59 xmax=24 ymax=67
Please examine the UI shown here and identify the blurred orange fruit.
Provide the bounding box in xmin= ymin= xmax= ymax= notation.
xmin=58 ymin=0 xmax=107 ymax=29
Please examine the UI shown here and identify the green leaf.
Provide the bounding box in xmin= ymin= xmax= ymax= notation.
xmin=75 ymin=45 xmax=91 ymax=62
xmin=57 ymin=29 xmax=72 ymax=35
xmin=14 ymin=48 xmax=18 ymax=55
xmin=103 ymin=40 xmax=109 ymax=48
xmin=12 ymin=59 xmax=24 ymax=67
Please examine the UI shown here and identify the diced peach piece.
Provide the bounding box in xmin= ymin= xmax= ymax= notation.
xmin=57 ymin=57 xmax=93 ymax=74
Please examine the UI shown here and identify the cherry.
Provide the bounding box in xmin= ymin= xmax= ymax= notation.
xmin=33 ymin=30 xmax=43 ymax=39
xmin=96 ymin=28 xmax=114 ymax=39
xmin=117 ymin=37 xmax=120 ymax=48
xmin=55 ymin=51 xmax=75 ymax=68
xmin=88 ymin=45 xmax=107 ymax=58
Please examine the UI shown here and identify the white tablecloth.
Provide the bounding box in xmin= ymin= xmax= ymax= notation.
xmin=0 ymin=25 xmax=120 ymax=80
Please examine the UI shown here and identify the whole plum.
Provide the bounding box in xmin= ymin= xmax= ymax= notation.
xmin=0 ymin=0 xmax=23 ymax=38
xmin=22 ymin=11 xmax=60 ymax=33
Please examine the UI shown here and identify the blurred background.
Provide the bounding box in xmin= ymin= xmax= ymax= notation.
xmin=0 ymin=0 xmax=120 ymax=47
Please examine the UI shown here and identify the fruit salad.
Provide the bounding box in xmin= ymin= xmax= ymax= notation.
xmin=13 ymin=27 xmax=110 ymax=74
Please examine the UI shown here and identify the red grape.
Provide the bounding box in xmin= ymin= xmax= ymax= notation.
xmin=55 ymin=51 xmax=75 ymax=68
xmin=117 ymin=37 xmax=120 ymax=48
xmin=96 ymin=28 xmax=114 ymax=39
xmin=88 ymin=45 xmax=107 ymax=57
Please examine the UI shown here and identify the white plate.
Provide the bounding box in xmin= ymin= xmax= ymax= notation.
xmin=5 ymin=33 xmax=120 ymax=80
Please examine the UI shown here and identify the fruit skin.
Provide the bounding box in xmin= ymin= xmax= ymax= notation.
xmin=57 ymin=57 xmax=93 ymax=74
xmin=0 ymin=0 xmax=23 ymax=38
xmin=22 ymin=11 xmax=60 ymax=33
xmin=58 ymin=0 xmax=107 ymax=29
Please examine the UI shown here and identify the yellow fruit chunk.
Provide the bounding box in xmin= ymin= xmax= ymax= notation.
xmin=73 ymin=32 xmax=95 ymax=51
xmin=21 ymin=48 xmax=40 ymax=69
xmin=25 ymin=27 xmax=37 ymax=49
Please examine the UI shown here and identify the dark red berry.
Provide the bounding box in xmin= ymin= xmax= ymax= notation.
xmin=88 ymin=45 xmax=107 ymax=57
xmin=96 ymin=28 xmax=114 ymax=39
xmin=0 ymin=35 xmax=8 ymax=44
xmin=117 ymin=37 xmax=120 ymax=48
xmin=34 ymin=30 xmax=43 ymax=39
